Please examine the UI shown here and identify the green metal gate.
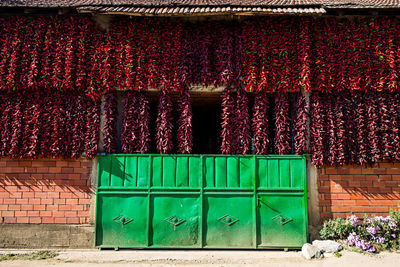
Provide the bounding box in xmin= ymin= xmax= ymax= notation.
xmin=95 ymin=155 xmax=308 ymax=249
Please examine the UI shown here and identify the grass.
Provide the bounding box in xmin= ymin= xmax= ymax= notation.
xmin=334 ymin=252 xmax=342 ymax=258
xmin=0 ymin=250 xmax=58 ymax=261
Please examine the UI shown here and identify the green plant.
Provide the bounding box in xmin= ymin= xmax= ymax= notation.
xmin=320 ymin=211 xmax=400 ymax=253
xmin=334 ymin=252 xmax=342 ymax=258
xmin=320 ymin=217 xmax=353 ymax=240
xmin=0 ymin=250 xmax=58 ymax=261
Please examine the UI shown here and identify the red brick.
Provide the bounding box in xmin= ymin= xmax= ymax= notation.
xmin=32 ymin=161 xmax=56 ymax=167
xmin=27 ymin=211 xmax=40 ymax=216
xmin=71 ymin=205 xmax=85 ymax=211
xmin=331 ymin=206 xmax=351 ymax=212
xmin=29 ymin=217 xmax=41 ymax=223
xmin=386 ymin=169 xmax=400 ymax=174
xmin=3 ymin=199 xmax=16 ymax=204
xmin=60 ymin=193 xmax=73 ymax=199
xmin=343 ymin=200 xmax=356 ymax=205
xmin=66 ymin=199 xmax=78 ymax=204
xmin=28 ymin=199 xmax=41 ymax=204
xmin=25 ymin=167 xmax=37 ymax=173
xmin=362 ymin=168 xmax=376 ymax=174
xmin=16 ymin=198 xmax=29 ymax=204
xmin=379 ymin=162 xmax=394 ymax=168
xmin=379 ymin=175 xmax=392 ymax=181
xmin=5 ymin=186 xmax=18 ymax=191
xmin=36 ymin=167 xmax=49 ymax=173
xmin=68 ymin=174 xmax=81 ymax=180
xmin=15 ymin=211 xmax=27 ymax=216
xmin=61 ymin=167 xmax=74 ymax=173
xmin=41 ymin=199 xmax=53 ymax=205
xmin=16 ymin=217 xmax=28 ymax=223
xmin=39 ymin=211 xmax=52 ymax=217
xmin=42 ymin=217 xmax=55 ymax=223
xmin=78 ymin=199 xmax=91 ymax=205
xmin=366 ymin=175 xmax=379 ymax=180
xmin=54 ymin=199 xmax=66 ymax=205
xmin=18 ymin=161 xmax=32 ymax=167
xmin=56 ymin=161 xmax=69 ymax=167
xmin=67 ymin=218 xmax=79 ymax=224
xmin=34 ymin=192 xmax=48 ymax=198
xmin=0 ymin=205 xmax=8 ymax=211
xmin=48 ymin=167 xmax=62 ymax=173
xmin=8 ymin=204 xmax=21 ymax=210
xmin=1 ymin=211 xmax=14 ymax=217
xmin=8 ymin=192 xmax=22 ymax=198
xmin=65 ymin=211 xmax=77 ymax=217
xmin=356 ymin=200 xmax=370 ymax=206
xmin=78 ymin=211 xmax=89 ymax=217
xmin=74 ymin=168 xmax=88 ymax=174
xmin=325 ymin=169 xmax=338 ymax=175
xmin=68 ymin=161 xmax=81 ymax=167
xmin=20 ymin=204 xmax=33 ymax=210
xmin=21 ymin=192 xmax=34 ymax=198
xmin=54 ymin=218 xmax=67 ymax=223
xmin=58 ymin=205 xmax=72 ymax=211
xmin=6 ymin=161 xmax=20 ymax=167
xmin=53 ymin=211 xmax=65 ymax=217
xmin=33 ymin=205 xmax=45 ymax=211
xmin=47 ymin=192 xmax=60 ymax=198
xmin=46 ymin=205 xmax=58 ymax=211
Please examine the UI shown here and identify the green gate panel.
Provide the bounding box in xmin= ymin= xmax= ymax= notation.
xmin=204 ymin=196 xmax=254 ymax=248
xmin=95 ymin=155 xmax=308 ymax=249
xmin=257 ymin=195 xmax=307 ymax=248
xmin=95 ymin=195 xmax=148 ymax=247
xmin=151 ymin=195 xmax=200 ymax=247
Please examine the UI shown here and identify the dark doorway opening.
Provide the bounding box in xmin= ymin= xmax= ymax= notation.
xmin=191 ymin=92 xmax=222 ymax=154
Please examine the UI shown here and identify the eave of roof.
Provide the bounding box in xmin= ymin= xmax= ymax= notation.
xmin=76 ymin=5 xmax=327 ymax=15
xmin=1 ymin=0 xmax=400 ymax=16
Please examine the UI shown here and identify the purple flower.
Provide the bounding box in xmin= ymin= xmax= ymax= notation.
xmin=375 ymin=236 xmax=385 ymax=244
xmin=367 ymin=226 xmax=376 ymax=235
xmin=391 ymin=234 xmax=396 ymax=238
xmin=355 ymin=239 xmax=375 ymax=252
xmin=346 ymin=232 xmax=360 ymax=246
xmin=349 ymin=215 xmax=359 ymax=226
xmin=388 ymin=222 xmax=397 ymax=230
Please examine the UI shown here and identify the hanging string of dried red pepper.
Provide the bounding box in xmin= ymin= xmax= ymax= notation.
xmin=121 ymin=91 xmax=139 ymax=154
xmin=274 ymin=92 xmax=291 ymax=155
xmin=137 ymin=91 xmax=151 ymax=154
xmin=221 ymin=87 xmax=236 ymax=154
xmin=293 ymin=93 xmax=308 ymax=155
xmin=235 ymin=87 xmax=250 ymax=154
xmin=103 ymin=92 xmax=118 ymax=154
xmin=156 ymin=89 xmax=174 ymax=154
xmin=252 ymin=91 xmax=270 ymax=155
xmin=177 ymin=87 xmax=193 ymax=154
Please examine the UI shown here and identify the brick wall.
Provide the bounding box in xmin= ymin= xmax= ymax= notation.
xmin=318 ymin=162 xmax=400 ymax=220
xmin=0 ymin=159 xmax=93 ymax=224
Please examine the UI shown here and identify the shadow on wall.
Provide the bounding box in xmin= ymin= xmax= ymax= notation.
xmin=0 ymin=159 xmax=92 ymax=194
xmin=318 ymin=162 xmax=400 ymax=221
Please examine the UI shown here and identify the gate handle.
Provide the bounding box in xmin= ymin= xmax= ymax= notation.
xmin=164 ymin=215 xmax=186 ymax=230
xmin=257 ymin=198 xmax=280 ymax=213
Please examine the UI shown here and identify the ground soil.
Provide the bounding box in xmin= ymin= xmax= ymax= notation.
xmin=0 ymin=249 xmax=399 ymax=267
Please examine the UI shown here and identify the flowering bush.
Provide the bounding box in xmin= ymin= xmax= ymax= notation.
xmin=320 ymin=211 xmax=400 ymax=252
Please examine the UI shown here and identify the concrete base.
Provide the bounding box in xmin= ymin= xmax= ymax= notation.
xmin=0 ymin=224 xmax=94 ymax=249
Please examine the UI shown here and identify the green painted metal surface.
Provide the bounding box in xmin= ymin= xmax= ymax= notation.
xmin=95 ymin=155 xmax=308 ymax=249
